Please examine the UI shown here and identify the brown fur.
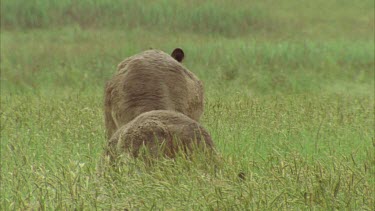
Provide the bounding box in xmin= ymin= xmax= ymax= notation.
xmin=104 ymin=49 xmax=204 ymax=139
xmin=105 ymin=110 xmax=214 ymax=161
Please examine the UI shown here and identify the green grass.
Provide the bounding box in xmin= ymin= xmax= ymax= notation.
xmin=1 ymin=94 xmax=374 ymax=209
xmin=1 ymin=0 xmax=374 ymax=210
xmin=1 ymin=0 xmax=374 ymax=39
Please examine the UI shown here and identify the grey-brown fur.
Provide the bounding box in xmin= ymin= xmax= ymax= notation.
xmin=105 ymin=110 xmax=214 ymax=161
xmin=104 ymin=49 xmax=204 ymax=139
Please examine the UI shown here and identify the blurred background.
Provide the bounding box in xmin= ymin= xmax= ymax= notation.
xmin=1 ymin=0 xmax=374 ymax=98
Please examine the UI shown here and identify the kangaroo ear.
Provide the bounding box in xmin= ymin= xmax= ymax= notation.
xmin=171 ymin=48 xmax=184 ymax=62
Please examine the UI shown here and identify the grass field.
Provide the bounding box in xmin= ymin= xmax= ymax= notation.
xmin=1 ymin=0 xmax=374 ymax=210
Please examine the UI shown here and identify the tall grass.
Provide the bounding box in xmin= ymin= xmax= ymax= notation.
xmin=1 ymin=93 xmax=373 ymax=209
xmin=1 ymin=0 xmax=374 ymax=209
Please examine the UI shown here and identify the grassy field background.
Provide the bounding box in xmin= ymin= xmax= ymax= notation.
xmin=1 ymin=0 xmax=374 ymax=209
